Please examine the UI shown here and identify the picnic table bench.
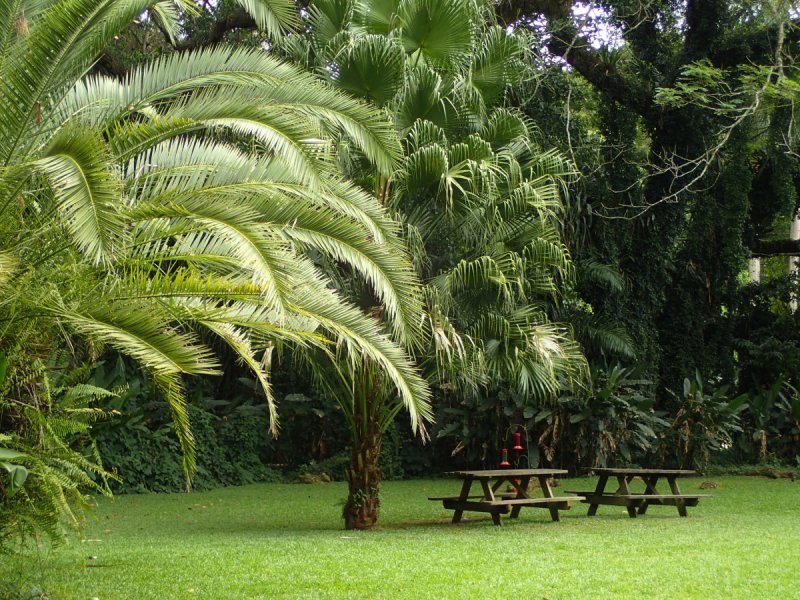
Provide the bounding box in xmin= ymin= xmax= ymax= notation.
xmin=429 ymin=469 xmax=584 ymax=526
xmin=565 ymin=468 xmax=711 ymax=518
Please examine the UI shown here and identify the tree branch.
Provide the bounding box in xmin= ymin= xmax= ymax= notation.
xmin=95 ymin=51 xmax=131 ymax=77
xmin=749 ymin=239 xmax=800 ymax=257
xmin=175 ymin=11 xmax=258 ymax=51
xmin=546 ymin=25 xmax=653 ymax=116
xmin=494 ymin=0 xmax=653 ymax=116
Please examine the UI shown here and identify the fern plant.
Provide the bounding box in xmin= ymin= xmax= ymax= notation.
xmin=0 ymin=352 xmax=117 ymax=548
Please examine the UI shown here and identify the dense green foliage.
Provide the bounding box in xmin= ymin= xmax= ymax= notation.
xmin=3 ymin=0 xmax=800 ymax=543
xmin=0 ymin=0 xmax=430 ymax=539
xmin=507 ymin=0 xmax=800 ymax=402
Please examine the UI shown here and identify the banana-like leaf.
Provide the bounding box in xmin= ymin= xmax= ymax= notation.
xmin=0 ymin=448 xmax=27 ymax=460
xmin=1 ymin=460 xmax=29 ymax=497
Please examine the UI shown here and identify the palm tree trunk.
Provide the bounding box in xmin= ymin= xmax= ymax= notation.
xmin=343 ymin=378 xmax=382 ymax=530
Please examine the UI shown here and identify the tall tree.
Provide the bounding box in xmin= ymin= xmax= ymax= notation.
xmin=287 ymin=0 xmax=595 ymax=528
xmin=498 ymin=0 xmax=800 ymax=398
xmin=0 ymin=0 xmax=430 ymax=533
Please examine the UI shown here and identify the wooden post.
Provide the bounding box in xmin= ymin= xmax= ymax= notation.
xmin=638 ymin=476 xmax=660 ymax=515
xmin=510 ymin=476 xmax=532 ymax=519
xmin=616 ymin=476 xmax=637 ymax=518
xmin=748 ymin=258 xmax=761 ymax=283
xmin=480 ymin=478 xmax=496 ymax=502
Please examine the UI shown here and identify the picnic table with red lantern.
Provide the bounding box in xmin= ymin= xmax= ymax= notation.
xmin=428 ymin=469 xmax=585 ymax=526
xmin=565 ymin=467 xmax=712 ymax=518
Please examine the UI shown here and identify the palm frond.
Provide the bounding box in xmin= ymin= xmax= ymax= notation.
xmin=54 ymin=301 xmax=220 ymax=376
xmin=35 ymin=125 xmax=122 ymax=264
xmin=353 ymin=0 xmax=398 ymax=34
xmin=2 ymin=0 xmax=149 ymax=163
xmin=232 ymin=0 xmax=299 ymax=39
xmin=273 ymin=200 xmax=425 ymax=347
xmin=331 ymin=34 xmax=404 ymax=106
xmin=308 ymin=0 xmax=352 ymax=48
xmin=288 ymin=275 xmax=432 ymax=430
xmin=562 ymin=309 xmax=635 ymax=359
xmin=468 ymin=27 xmax=524 ymax=106
xmin=153 ymin=371 xmax=195 ymax=485
xmin=128 ymin=198 xmax=298 ymax=314
xmin=201 ymin=321 xmax=279 ymax=434
xmin=397 ymin=0 xmax=474 ymax=68
xmin=576 ymin=257 xmax=626 ymax=292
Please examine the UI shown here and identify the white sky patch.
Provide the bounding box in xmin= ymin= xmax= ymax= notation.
xmin=571 ymin=2 xmax=624 ymax=49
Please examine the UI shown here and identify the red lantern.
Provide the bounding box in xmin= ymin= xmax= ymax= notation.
xmin=500 ymin=449 xmax=510 ymax=467
xmin=513 ymin=432 xmax=524 ymax=452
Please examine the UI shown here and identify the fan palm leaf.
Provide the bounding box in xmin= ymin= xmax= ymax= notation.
xmin=397 ymin=0 xmax=474 ymax=68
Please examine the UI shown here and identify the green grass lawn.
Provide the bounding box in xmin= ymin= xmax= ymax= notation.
xmin=3 ymin=476 xmax=798 ymax=599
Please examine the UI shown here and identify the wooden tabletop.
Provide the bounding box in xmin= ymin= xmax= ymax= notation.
xmin=583 ymin=468 xmax=696 ymax=476
xmin=449 ymin=469 xmax=568 ymax=478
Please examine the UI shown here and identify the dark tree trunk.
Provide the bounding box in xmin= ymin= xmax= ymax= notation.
xmin=343 ymin=381 xmax=382 ymax=530
xmin=343 ymin=426 xmax=382 ymax=529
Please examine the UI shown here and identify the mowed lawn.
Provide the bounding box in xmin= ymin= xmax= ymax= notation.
xmin=4 ymin=476 xmax=798 ymax=599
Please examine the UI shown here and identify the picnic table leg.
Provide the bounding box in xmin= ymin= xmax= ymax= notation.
xmin=638 ymin=476 xmax=659 ymax=515
xmin=538 ymin=476 xmax=561 ymax=522
xmin=480 ymin=478 xmax=496 ymax=501
xmin=668 ymin=477 xmax=688 ymax=517
xmin=480 ymin=478 xmax=503 ymax=525
xmin=587 ymin=475 xmax=607 ymax=516
xmin=452 ymin=477 xmax=473 ymax=524
xmin=510 ymin=477 xmax=531 ymax=519
xmin=617 ymin=475 xmax=637 ymax=518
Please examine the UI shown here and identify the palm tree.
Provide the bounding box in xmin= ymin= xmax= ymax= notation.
xmin=0 ymin=0 xmax=430 ymax=526
xmin=401 ymin=112 xmax=590 ymax=396
xmin=285 ymin=0 xmax=597 ymax=527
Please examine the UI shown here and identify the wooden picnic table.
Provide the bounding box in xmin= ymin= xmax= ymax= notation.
xmin=429 ymin=469 xmax=584 ymax=526
xmin=565 ymin=468 xmax=711 ymax=518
